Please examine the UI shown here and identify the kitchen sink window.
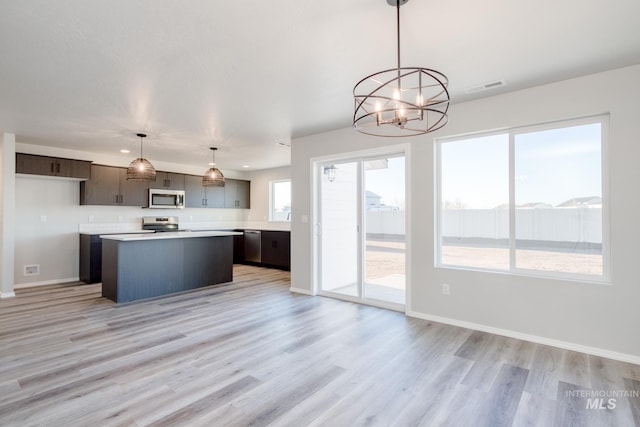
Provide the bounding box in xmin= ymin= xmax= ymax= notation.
xmin=270 ymin=179 xmax=291 ymax=222
xmin=435 ymin=115 xmax=609 ymax=282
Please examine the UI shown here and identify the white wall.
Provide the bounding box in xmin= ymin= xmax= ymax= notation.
xmin=245 ymin=166 xmax=291 ymax=229
xmin=291 ymin=64 xmax=640 ymax=359
xmin=1 ymin=133 xmax=16 ymax=297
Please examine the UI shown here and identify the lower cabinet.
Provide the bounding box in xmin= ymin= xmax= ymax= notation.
xmin=260 ymin=231 xmax=290 ymax=270
xmin=233 ymin=234 xmax=244 ymax=263
xmin=79 ymin=234 xmax=103 ymax=283
xmin=233 ymin=230 xmax=290 ymax=270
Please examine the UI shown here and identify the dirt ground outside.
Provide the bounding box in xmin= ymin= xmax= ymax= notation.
xmin=441 ymin=246 xmax=603 ymax=276
xmin=364 ymin=237 xmax=603 ymax=280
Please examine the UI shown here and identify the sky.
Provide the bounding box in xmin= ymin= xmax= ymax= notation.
xmin=365 ymin=156 xmax=405 ymax=208
xmin=441 ymin=122 xmax=602 ymax=209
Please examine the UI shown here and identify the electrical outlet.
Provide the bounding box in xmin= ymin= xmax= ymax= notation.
xmin=24 ymin=264 xmax=40 ymax=276
xmin=118 ymin=215 xmax=123 ymax=222
xmin=88 ymin=215 xmax=94 ymax=222
xmin=442 ymin=283 xmax=450 ymax=295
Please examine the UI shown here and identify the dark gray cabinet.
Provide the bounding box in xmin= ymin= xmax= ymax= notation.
xmin=233 ymin=234 xmax=244 ymax=263
xmin=16 ymin=153 xmax=91 ymax=179
xmin=206 ymin=184 xmax=225 ymax=208
xmin=260 ymin=231 xmax=290 ymax=270
xmin=79 ymin=234 xmax=102 ymax=283
xmin=79 ymin=165 xmax=249 ymax=209
xmin=224 ymin=179 xmax=250 ymax=208
xmin=80 ymin=164 xmax=150 ymax=206
xmin=156 ymin=171 xmax=185 ymax=190
xmin=184 ymin=174 xmax=225 ymax=208
xmin=184 ymin=174 xmax=205 ymax=207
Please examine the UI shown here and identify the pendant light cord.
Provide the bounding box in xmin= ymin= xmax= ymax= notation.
xmin=396 ymin=0 xmax=401 ymax=88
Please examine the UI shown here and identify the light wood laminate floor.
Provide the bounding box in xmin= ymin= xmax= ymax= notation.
xmin=1 ymin=265 xmax=639 ymax=426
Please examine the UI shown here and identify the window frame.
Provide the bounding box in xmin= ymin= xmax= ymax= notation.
xmin=269 ymin=179 xmax=291 ymax=222
xmin=435 ymin=114 xmax=610 ymax=283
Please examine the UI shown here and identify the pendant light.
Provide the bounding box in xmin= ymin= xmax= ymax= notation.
xmin=353 ymin=0 xmax=450 ymax=137
xmin=126 ymin=133 xmax=157 ymax=181
xmin=202 ymin=147 xmax=225 ymax=187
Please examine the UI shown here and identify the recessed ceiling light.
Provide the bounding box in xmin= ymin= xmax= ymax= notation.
xmin=242 ymin=165 xmax=250 ymax=168
xmin=120 ymin=149 xmax=130 ymax=154
xmin=208 ymin=162 xmax=216 ymax=166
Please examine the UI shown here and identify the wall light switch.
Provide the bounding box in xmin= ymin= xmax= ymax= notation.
xmin=442 ymin=283 xmax=450 ymax=295
xmin=88 ymin=215 xmax=94 ymax=222
xmin=118 ymin=215 xmax=123 ymax=222
xmin=39 ymin=215 xmax=47 ymax=223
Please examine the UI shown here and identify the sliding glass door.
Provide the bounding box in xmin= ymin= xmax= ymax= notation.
xmin=319 ymin=161 xmax=360 ymax=297
xmin=363 ymin=156 xmax=406 ymax=305
xmin=317 ymin=153 xmax=406 ymax=309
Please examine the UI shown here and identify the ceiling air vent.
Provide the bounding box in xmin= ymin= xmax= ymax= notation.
xmin=465 ymin=80 xmax=506 ymax=94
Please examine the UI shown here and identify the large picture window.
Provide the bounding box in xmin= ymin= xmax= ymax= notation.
xmin=436 ymin=116 xmax=608 ymax=281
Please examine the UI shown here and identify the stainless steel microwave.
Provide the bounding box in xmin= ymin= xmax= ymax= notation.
xmin=148 ymin=188 xmax=185 ymax=209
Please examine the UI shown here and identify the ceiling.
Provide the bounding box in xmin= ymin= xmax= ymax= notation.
xmin=1 ymin=1 xmax=639 ymax=171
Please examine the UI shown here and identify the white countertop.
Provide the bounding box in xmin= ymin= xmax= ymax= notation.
xmin=80 ymin=222 xmax=290 ymax=235
xmin=81 ymin=230 xmax=155 ymax=236
xmin=100 ymin=230 xmax=243 ymax=241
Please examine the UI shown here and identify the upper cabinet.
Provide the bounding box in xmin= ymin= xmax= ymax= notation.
xmin=80 ymin=164 xmax=149 ymax=206
xmin=224 ymin=179 xmax=250 ymax=208
xmin=184 ymin=175 xmax=237 ymax=208
xmin=184 ymin=174 xmax=207 ymax=208
xmin=61 ymin=160 xmax=251 ymax=209
xmin=155 ymin=172 xmax=185 ymax=191
xmin=16 ymin=153 xmax=91 ymax=179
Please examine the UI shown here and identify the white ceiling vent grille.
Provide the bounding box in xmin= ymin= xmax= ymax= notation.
xmin=465 ymin=80 xmax=506 ymax=94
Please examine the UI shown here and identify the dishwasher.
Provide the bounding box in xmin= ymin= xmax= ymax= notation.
xmin=243 ymin=230 xmax=261 ymax=263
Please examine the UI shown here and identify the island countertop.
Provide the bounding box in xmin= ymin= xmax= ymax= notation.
xmin=100 ymin=230 xmax=243 ymax=241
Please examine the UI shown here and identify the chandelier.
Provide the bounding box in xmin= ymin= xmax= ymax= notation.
xmin=202 ymin=147 xmax=225 ymax=187
xmin=126 ymin=133 xmax=157 ymax=181
xmin=353 ymin=0 xmax=450 ymax=137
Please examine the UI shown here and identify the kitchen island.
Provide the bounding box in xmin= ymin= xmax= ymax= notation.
xmin=100 ymin=231 xmax=242 ymax=303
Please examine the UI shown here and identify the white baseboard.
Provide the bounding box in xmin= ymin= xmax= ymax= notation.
xmin=289 ymin=287 xmax=313 ymax=295
xmin=0 ymin=291 xmax=16 ymax=298
xmin=14 ymin=277 xmax=80 ymax=289
xmin=406 ymin=310 xmax=640 ymax=366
